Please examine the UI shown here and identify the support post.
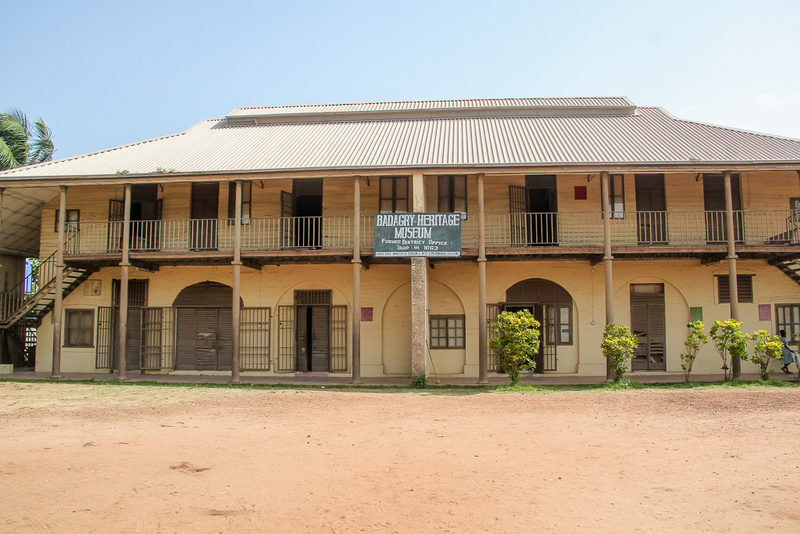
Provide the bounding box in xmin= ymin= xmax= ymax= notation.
xmin=724 ymin=170 xmax=741 ymax=379
xmin=410 ymin=172 xmax=429 ymax=379
xmin=118 ymin=184 xmax=131 ymax=380
xmin=477 ymin=174 xmax=488 ymax=384
xmin=351 ymin=176 xmax=362 ymax=384
xmin=51 ymin=186 xmax=67 ymax=378
xmin=601 ymin=171 xmax=615 ymax=380
xmin=231 ymin=180 xmax=243 ymax=383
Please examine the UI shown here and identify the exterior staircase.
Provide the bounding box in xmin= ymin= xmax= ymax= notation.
xmin=771 ymin=256 xmax=800 ymax=286
xmin=0 ymin=251 xmax=95 ymax=329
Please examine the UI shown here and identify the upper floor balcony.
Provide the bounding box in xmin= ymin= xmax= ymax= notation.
xmin=60 ymin=209 xmax=800 ymax=262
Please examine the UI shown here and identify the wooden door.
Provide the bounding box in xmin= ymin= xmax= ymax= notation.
xmin=191 ymin=183 xmax=219 ymax=249
xmin=635 ymin=174 xmax=667 ymax=243
xmin=111 ymin=307 xmax=142 ymax=371
xmin=296 ymin=306 xmax=309 ymax=371
xmin=311 ymin=306 xmax=329 ymax=372
xmin=630 ymin=290 xmax=666 ymax=371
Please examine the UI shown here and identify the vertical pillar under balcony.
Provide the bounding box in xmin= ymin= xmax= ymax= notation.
xmin=118 ymin=184 xmax=132 ymax=381
xmin=601 ymin=171 xmax=615 ymax=381
xmin=51 ymin=186 xmax=67 ymax=378
xmin=477 ymin=174 xmax=489 ymax=384
xmin=351 ymin=176 xmax=362 ymax=384
xmin=231 ymin=180 xmax=243 ymax=384
xmin=724 ymin=170 xmax=741 ymax=379
xmin=410 ymin=172 xmax=429 ymax=379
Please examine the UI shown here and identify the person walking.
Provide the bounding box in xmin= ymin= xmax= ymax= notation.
xmin=779 ymin=330 xmax=795 ymax=374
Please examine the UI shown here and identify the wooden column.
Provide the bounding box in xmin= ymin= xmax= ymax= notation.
xmin=231 ymin=180 xmax=243 ymax=383
xmin=477 ymin=174 xmax=488 ymax=384
xmin=50 ymin=186 xmax=67 ymax=378
xmin=600 ymin=171 xmax=615 ymax=380
xmin=410 ymin=172 xmax=429 ymax=379
xmin=351 ymin=176 xmax=362 ymax=384
xmin=724 ymin=170 xmax=741 ymax=379
xmin=117 ymin=185 xmax=132 ymax=380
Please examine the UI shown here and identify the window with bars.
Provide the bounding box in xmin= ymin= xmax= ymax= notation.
xmin=379 ymin=176 xmax=409 ymax=213
xmin=112 ymin=280 xmax=149 ymax=307
xmin=430 ymin=315 xmax=465 ymax=349
xmin=65 ymin=309 xmax=94 ymax=347
xmin=438 ymin=175 xmax=467 ymax=213
xmin=775 ymin=304 xmax=800 ymax=343
xmin=716 ymin=275 xmax=753 ymax=303
xmin=294 ymin=290 xmax=331 ymax=305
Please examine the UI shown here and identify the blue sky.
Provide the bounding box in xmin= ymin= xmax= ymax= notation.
xmin=3 ymin=0 xmax=800 ymax=160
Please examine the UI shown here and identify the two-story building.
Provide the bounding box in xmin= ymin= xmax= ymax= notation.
xmin=1 ymin=97 xmax=800 ymax=381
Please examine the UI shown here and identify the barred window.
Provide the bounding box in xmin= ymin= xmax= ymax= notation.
xmin=430 ymin=315 xmax=465 ymax=349
xmin=65 ymin=309 xmax=94 ymax=347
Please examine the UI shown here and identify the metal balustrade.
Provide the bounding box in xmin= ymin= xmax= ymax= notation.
xmin=58 ymin=210 xmax=800 ymax=256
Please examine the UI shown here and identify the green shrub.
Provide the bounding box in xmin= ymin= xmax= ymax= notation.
xmin=601 ymin=323 xmax=638 ymax=382
xmin=709 ymin=319 xmax=748 ymax=380
xmin=489 ymin=310 xmax=541 ymax=386
xmin=411 ymin=374 xmax=428 ymax=389
xmin=680 ymin=321 xmax=708 ymax=382
xmin=748 ymin=330 xmax=783 ymax=380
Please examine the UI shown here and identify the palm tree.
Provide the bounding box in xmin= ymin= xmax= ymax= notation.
xmin=0 ymin=108 xmax=55 ymax=170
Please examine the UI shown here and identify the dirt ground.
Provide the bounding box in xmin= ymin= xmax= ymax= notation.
xmin=0 ymin=383 xmax=798 ymax=533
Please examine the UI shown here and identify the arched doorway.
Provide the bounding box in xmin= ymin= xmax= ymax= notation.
xmin=497 ymin=278 xmax=574 ymax=373
xmin=173 ymin=282 xmax=241 ymax=371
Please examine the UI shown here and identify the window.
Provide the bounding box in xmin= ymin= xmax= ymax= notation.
xmin=776 ymin=304 xmax=800 ymax=343
xmin=546 ymin=305 xmax=572 ymax=345
xmin=430 ymin=315 xmax=465 ymax=349
xmin=603 ymin=174 xmax=624 ymax=219
xmin=438 ymin=175 xmax=467 ymax=213
xmin=65 ymin=309 xmax=94 ymax=347
xmin=112 ymin=279 xmax=149 ymax=307
xmin=379 ymin=176 xmax=409 ymax=213
xmin=54 ymin=209 xmax=80 ymax=232
xmin=228 ymin=181 xmax=252 ymax=222
xmin=717 ymin=275 xmax=753 ymax=303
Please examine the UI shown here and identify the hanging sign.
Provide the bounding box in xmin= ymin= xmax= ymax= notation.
xmin=373 ymin=213 xmax=462 ymax=257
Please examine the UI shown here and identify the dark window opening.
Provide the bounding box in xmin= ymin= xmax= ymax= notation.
xmin=438 ymin=175 xmax=467 ymax=213
xmin=380 ymin=176 xmax=409 ymax=213
xmin=65 ymin=309 xmax=94 ymax=347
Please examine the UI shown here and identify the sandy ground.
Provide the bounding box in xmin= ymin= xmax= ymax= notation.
xmin=0 ymin=383 xmax=799 ymax=533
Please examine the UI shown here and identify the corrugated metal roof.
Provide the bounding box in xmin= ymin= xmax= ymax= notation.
xmin=2 ymin=101 xmax=800 ymax=183
xmin=227 ymin=97 xmax=635 ymax=117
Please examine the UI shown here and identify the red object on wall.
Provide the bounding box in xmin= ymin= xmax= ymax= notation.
xmin=574 ymin=186 xmax=587 ymax=200
xmin=361 ymin=307 xmax=373 ymax=321
xmin=758 ymin=304 xmax=771 ymax=321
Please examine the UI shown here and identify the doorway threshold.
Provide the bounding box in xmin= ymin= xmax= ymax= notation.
xmin=295 ymin=372 xmax=329 ymax=378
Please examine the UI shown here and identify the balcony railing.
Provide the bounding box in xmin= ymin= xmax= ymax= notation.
xmin=60 ymin=210 xmax=800 ymax=256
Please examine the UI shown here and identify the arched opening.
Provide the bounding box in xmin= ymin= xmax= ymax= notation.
xmin=173 ymin=282 xmax=241 ymax=371
xmin=497 ymin=278 xmax=574 ymax=373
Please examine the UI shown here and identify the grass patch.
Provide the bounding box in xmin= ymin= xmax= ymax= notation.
xmin=0 ymin=377 xmax=797 ymax=395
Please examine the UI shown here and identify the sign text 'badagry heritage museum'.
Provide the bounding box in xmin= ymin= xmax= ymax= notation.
xmin=373 ymin=213 xmax=462 ymax=257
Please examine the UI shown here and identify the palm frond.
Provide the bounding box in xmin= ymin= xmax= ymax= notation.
xmin=29 ymin=117 xmax=55 ymax=164
xmin=4 ymin=108 xmax=31 ymax=137
xmin=0 ymin=113 xmax=30 ymax=168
